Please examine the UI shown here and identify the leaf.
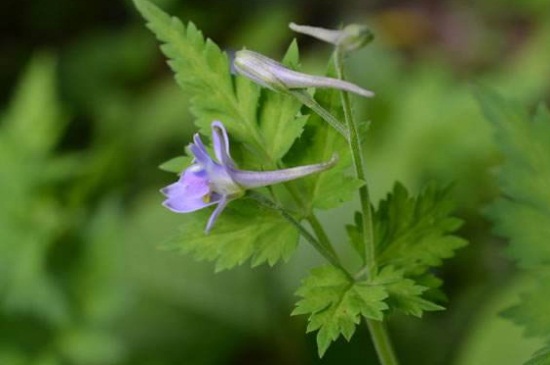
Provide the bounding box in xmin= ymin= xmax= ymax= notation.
xmin=369 ymin=266 xmax=444 ymax=317
xmin=133 ymin=0 xmax=264 ymax=153
xmin=292 ymin=266 xmax=388 ymax=357
xmin=476 ymin=87 xmax=550 ymax=364
xmin=0 ymin=55 xmax=70 ymax=324
xmin=158 ymin=155 xmax=192 ymax=173
xmin=258 ymin=40 xmax=308 ymax=162
xmin=1 ymin=53 xmax=67 ymax=156
xmin=285 ymin=70 xmax=363 ymax=213
xmin=525 ymin=346 xmax=550 ymax=365
xmin=165 ymin=199 xmax=299 ymax=271
xmin=374 ymin=183 xmax=467 ymax=277
xmin=501 ymin=278 xmax=550 ymax=339
xmin=477 ymin=88 xmax=550 ymax=269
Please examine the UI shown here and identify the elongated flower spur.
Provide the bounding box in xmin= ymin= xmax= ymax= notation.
xmin=161 ymin=121 xmax=337 ymax=233
xmin=233 ymin=49 xmax=374 ymax=97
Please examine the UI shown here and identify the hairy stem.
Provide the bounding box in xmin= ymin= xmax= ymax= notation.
xmin=289 ymin=89 xmax=349 ymax=140
xmin=334 ymin=50 xmax=398 ymax=365
xmin=333 ymin=51 xmax=376 ymax=276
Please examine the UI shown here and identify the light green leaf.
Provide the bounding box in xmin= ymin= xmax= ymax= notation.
xmin=374 ymin=183 xmax=467 ymax=276
xmin=286 ymin=73 xmax=363 ymax=213
xmin=165 ymin=199 xmax=299 ymax=271
xmin=0 ymin=55 xmax=70 ymax=324
xmin=292 ymin=266 xmax=388 ymax=357
xmin=158 ymin=155 xmax=192 ymax=173
xmin=134 ymin=0 xmax=264 ymax=153
xmin=477 ymin=87 xmax=550 ymax=364
xmin=1 ymin=53 xmax=66 ymax=156
xmin=501 ymin=277 xmax=550 ymax=339
xmin=370 ymin=266 xmax=444 ymax=317
xmin=477 ymin=88 xmax=550 ymax=268
xmin=346 ymin=211 xmax=365 ymax=264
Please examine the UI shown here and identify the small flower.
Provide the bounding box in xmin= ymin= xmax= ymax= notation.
xmin=233 ymin=50 xmax=374 ymax=97
xmin=289 ymin=23 xmax=374 ymax=52
xmin=161 ymin=121 xmax=337 ymax=233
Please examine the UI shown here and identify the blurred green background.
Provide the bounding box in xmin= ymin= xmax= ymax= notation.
xmin=1 ymin=0 xmax=550 ymax=364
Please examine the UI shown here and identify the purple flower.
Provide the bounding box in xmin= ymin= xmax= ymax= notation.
xmin=161 ymin=121 xmax=337 ymax=233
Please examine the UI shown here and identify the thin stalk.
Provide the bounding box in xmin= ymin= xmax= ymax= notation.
xmin=333 ymin=50 xmax=376 ymax=276
xmin=247 ymin=191 xmax=351 ymax=279
xmin=334 ymin=49 xmax=398 ymax=365
xmin=288 ymin=89 xmax=349 ymax=140
xmin=366 ymin=320 xmax=399 ymax=365
xmin=306 ymin=214 xmax=338 ymax=259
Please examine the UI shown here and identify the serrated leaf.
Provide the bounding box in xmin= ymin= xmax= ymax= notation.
xmin=525 ymin=346 xmax=550 ymax=365
xmin=369 ymin=266 xmax=444 ymax=317
xmin=374 ymin=183 xmax=467 ymax=276
xmin=158 ymin=155 xmax=192 ymax=173
xmin=292 ymin=266 xmax=388 ymax=357
xmin=285 ymin=71 xmax=363 ymax=213
xmin=164 ymin=199 xmax=299 ymax=271
xmin=501 ymin=277 xmax=550 ymax=339
xmin=258 ymin=40 xmax=308 ymax=161
xmin=134 ymin=0 xmax=265 ymax=154
xmin=477 ymin=87 xmax=550 ymax=364
xmin=477 ymin=87 xmax=550 ymax=268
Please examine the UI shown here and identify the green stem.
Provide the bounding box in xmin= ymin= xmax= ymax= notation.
xmin=306 ymin=214 xmax=338 ymax=260
xmin=333 ymin=51 xmax=376 ymax=276
xmin=289 ymin=89 xmax=349 ymax=140
xmin=366 ymin=320 xmax=399 ymax=365
xmin=334 ymin=50 xmax=398 ymax=365
xmin=247 ymin=191 xmax=351 ymax=278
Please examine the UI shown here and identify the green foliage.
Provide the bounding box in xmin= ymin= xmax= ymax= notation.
xmin=525 ymin=347 xmax=550 ymax=365
xmin=158 ymin=155 xmax=192 ymax=173
xmin=258 ymin=40 xmax=309 ymax=162
xmin=134 ymin=0 xmax=307 ymax=169
xmin=287 ymin=79 xmax=363 ymax=213
xmin=373 ymin=183 xmax=467 ymax=277
xmin=477 ymin=86 xmax=550 ymax=364
xmin=501 ymin=279 xmax=550 ymax=338
xmin=476 ymin=88 xmax=550 ymax=364
xmin=370 ymin=266 xmax=444 ymax=317
xmin=292 ymin=266 xmax=388 ymax=357
xmin=165 ymin=199 xmax=300 ymax=271
xmin=0 ymin=54 xmax=70 ymax=324
xmin=479 ymin=88 xmax=550 ymax=269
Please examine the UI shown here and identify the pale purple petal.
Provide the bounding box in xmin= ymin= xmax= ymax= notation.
xmin=229 ymin=154 xmax=338 ymax=188
xmin=205 ymin=195 xmax=229 ymax=233
xmin=161 ymin=165 xmax=218 ymax=213
xmin=211 ymin=121 xmax=235 ymax=167
xmin=189 ymin=133 xmax=211 ymax=165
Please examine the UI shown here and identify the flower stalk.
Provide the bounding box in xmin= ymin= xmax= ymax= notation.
xmin=334 ymin=48 xmax=399 ymax=365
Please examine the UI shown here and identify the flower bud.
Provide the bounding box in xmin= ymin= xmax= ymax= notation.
xmin=233 ymin=49 xmax=374 ymax=97
xmin=289 ymin=23 xmax=374 ymax=52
